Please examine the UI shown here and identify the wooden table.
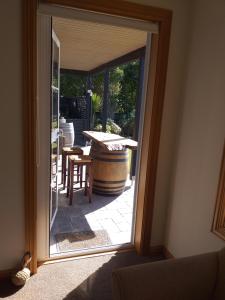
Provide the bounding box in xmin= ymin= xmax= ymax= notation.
xmin=83 ymin=131 xmax=138 ymax=196
xmin=83 ymin=131 xmax=138 ymax=151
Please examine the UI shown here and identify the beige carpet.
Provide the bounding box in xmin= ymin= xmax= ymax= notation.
xmin=0 ymin=251 xmax=162 ymax=300
xmin=55 ymin=230 xmax=111 ymax=252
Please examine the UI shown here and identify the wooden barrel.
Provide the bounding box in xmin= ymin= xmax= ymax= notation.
xmin=90 ymin=142 xmax=128 ymax=196
xmin=60 ymin=122 xmax=75 ymax=147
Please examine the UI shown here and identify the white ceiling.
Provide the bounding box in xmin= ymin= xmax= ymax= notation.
xmin=53 ymin=17 xmax=147 ymax=71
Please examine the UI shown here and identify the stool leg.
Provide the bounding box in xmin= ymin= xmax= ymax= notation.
xmin=77 ymin=165 xmax=79 ymax=183
xmin=84 ymin=166 xmax=87 ymax=196
xmin=61 ymin=151 xmax=64 ymax=185
xmin=80 ymin=166 xmax=83 ymax=188
xmin=66 ymin=159 xmax=70 ymax=198
xmin=62 ymin=153 xmax=67 ymax=189
xmin=69 ymin=161 xmax=74 ymax=205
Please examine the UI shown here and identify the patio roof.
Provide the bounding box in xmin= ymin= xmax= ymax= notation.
xmin=52 ymin=17 xmax=147 ymax=71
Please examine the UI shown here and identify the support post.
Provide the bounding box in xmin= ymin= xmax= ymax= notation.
xmin=86 ymin=74 xmax=92 ymax=129
xmin=102 ymin=69 xmax=110 ymax=132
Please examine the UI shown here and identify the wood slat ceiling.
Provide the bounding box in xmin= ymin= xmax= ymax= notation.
xmin=52 ymin=17 xmax=147 ymax=71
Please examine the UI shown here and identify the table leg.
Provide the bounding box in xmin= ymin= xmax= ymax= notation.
xmin=88 ymin=163 xmax=93 ymax=203
xmin=80 ymin=166 xmax=83 ymax=188
xmin=76 ymin=165 xmax=79 ymax=183
xmin=130 ymin=149 xmax=137 ymax=185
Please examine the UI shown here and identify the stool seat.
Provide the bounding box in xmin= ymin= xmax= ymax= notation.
xmin=67 ymin=154 xmax=93 ymax=205
xmin=61 ymin=146 xmax=84 ymax=188
xmin=62 ymin=146 xmax=83 ymax=154
xmin=69 ymin=155 xmax=92 ymax=164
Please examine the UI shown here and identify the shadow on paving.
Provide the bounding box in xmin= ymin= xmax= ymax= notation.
xmin=51 ymin=186 xmax=133 ymax=252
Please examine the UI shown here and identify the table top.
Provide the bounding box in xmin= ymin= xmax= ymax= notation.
xmin=83 ymin=131 xmax=138 ymax=151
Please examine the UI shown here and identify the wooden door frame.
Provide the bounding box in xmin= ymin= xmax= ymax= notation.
xmin=212 ymin=142 xmax=225 ymax=241
xmin=23 ymin=0 xmax=172 ymax=273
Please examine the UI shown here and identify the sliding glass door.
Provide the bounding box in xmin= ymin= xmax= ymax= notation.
xmin=50 ymin=31 xmax=60 ymax=229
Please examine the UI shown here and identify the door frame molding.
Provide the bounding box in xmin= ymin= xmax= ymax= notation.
xmin=23 ymin=0 xmax=172 ymax=273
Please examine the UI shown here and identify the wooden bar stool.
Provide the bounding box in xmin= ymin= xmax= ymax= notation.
xmin=67 ymin=155 xmax=93 ymax=205
xmin=61 ymin=147 xmax=83 ymax=189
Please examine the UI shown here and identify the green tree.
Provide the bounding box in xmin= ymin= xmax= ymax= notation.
xmin=60 ymin=73 xmax=87 ymax=97
xmin=60 ymin=59 xmax=140 ymax=136
xmin=91 ymin=72 xmax=104 ymax=102
xmin=109 ymin=67 xmax=124 ymax=116
xmin=117 ymin=60 xmax=140 ymax=114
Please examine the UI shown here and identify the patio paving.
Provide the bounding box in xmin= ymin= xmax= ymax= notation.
xmin=50 ymin=177 xmax=135 ymax=255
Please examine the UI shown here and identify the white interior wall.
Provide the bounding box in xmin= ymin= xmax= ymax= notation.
xmin=132 ymin=0 xmax=193 ymax=246
xmin=0 ymin=1 xmax=24 ymax=270
xmin=165 ymin=0 xmax=225 ymax=257
xmin=0 ymin=0 xmax=196 ymax=270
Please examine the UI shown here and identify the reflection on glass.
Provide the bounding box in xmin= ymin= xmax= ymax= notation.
xmin=50 ymin=34 xmax=60 ymax=227
xmin=52 ymin=42 xmax=59 ymax=88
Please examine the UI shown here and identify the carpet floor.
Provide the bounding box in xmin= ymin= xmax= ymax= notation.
xmin=0 ymin=251 xmax=161 ymax=300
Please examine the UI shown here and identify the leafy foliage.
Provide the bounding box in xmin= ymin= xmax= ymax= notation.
xmin=92 ymin=72 xmax=104 ymax=99
xmin=91 ymin=93 xmax=102 ymax=128
xmin=115 ymin=110 xmax=135 ymax=137
xmin=108 ymin=60 xmax=140 ymax=136
xmin=60 ymin=59 xmax=140 ymax=137
xmin=91 ymin=93 xmax=102 ymax=112
xmin=94 ymin=119 xmax=121 ymax=134
xmin=117 ymin=60 xmax=140 ymax=114
xmin=109 ymin=67 xmax=123 ymax=117
xmin=60 ymin=73 xmax=87 ymax=97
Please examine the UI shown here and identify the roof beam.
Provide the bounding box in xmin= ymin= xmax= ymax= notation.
xmin=90 ymin=47 xmax=146 ymax=75
xmin=60 ymin=68 xmax=89 ymax=76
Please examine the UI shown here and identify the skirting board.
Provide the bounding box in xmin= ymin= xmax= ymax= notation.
xmin=149 ymin=245 xmax=174 ymax=259
xmin=162 ymin=246 xmax=175 ymax=259
xmin=0 ymin=269 xmax=15 ymax=281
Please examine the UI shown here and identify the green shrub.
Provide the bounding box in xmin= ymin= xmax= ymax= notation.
xmin=94 ymin=119 xmax=121 ymax=135
xmin=94 ymin=123 xmax=103 ymax=132
xmin=107 ymin=119 xmax=121 ymax=134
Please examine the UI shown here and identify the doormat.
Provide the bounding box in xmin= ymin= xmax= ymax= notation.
xmin=55 ymin=230 xmax=111 ymax=252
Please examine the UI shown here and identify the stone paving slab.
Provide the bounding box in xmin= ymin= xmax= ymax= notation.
xmin=50 ymin=180 xmax=135 ymax=255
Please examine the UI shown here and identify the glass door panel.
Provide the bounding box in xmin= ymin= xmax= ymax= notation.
xmin=50 ymin=31 xmax=60 ymax=229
